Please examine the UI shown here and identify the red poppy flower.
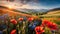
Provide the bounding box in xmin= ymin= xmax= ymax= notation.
xmin=10 ymin=19 xmax=17 ymax=25
xmin=41 ymin=20 xmax=50 ymax=27
xmin=10 ymin=29 xmax=16 ymax=34
xmin=28 ymin=17 xmax=34 ymax=21
xmin=18 ymin=18 xmax=23 ymax=21
xmin=35 ymin=26 xmax=44 ymax=34
xmin=47 ymin=23 xmax=57 ymax=30
xmin=42 ymin=19 xmax=57 ymax=30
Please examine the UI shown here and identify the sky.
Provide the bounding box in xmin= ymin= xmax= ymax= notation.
xmin=0 ymin=0 xmax=60 ymax=9
xmin=26 ymin=0 xmax=60 ymax=9
xmin=38 ymin=0 xmax=60 ymax=9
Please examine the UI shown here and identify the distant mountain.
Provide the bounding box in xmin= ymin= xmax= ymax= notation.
xmin=0 ymin=6 xmax=48 ymax=14
xmin=16 ymin=8 xmax=48 ymax=13
xmin=35 ymin=9 xmax=48 ymax=12
xmin=48 ymin=8 xmax=60 ymax=12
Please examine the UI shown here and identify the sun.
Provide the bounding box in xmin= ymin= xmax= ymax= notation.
xmin=8 ymin=5 xmax=13 ymax=9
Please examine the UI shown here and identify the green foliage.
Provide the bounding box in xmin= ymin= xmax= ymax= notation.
xmin=44 ymin=27 xmax=52 ymax=34
xmin=53 ymin=20 xmax=60 ymax=25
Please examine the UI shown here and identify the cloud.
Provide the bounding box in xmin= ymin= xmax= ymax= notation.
xmin=15 ymin=0 xmax=39 ymax=4
xmin=21 ymin=5 xmax=47 ymax=9
xmin=0 ymin=0 xmax=48 ymax=9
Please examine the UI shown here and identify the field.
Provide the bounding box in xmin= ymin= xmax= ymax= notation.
xmin=0 ymin=6 xmax=60 ymax=34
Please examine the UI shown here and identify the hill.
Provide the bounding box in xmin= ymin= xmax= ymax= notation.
xmin=41 ymin=8 xmax=60 ymax=17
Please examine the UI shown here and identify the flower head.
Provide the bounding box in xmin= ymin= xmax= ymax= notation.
xmin=35 ymin=26 xmax=44 ymax=34
xmin=18 ymin=18 xmax=23 ymax=21
xmin=42 ymin=19 xmax=57 ymax=30
xmin=28 ymin=17 xmax=34 ymax=21
xmin=10 ymin=19 xmax=17 ymax=25
xmin=10 ymin=29 xmax=16 ymax=34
